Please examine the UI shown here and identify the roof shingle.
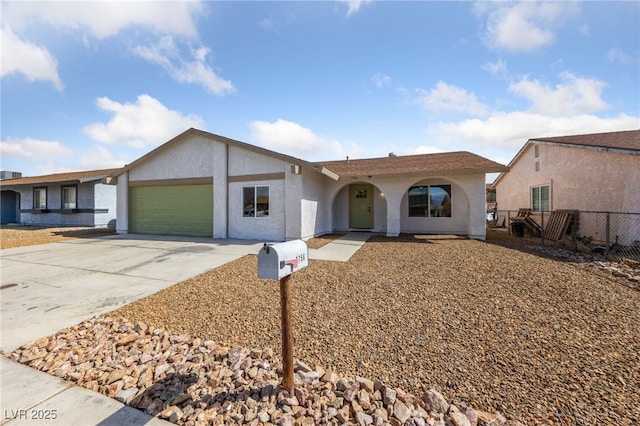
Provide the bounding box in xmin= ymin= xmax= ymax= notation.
xmin=318 ymin=151 xmax=508 ymax=178
xmin=532 ymin=129 xmax=640 ymax=152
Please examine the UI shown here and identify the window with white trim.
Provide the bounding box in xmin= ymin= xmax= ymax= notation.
xmin=62 ymin=186 xmax=77 ymax=209
xmin=34 ymin=187 xmax=47 ymax=209
xmin=531 ymin=184 xmax=550 ymax=212
xmin=243 ymin=186 xmax=269 ymax=217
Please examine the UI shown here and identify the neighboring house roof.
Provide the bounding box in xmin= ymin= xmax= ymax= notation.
xmin=531 ymin=129 xmax=640 ymax=152
xmin=114 ymin=128 xmax=339 ymax=181
xmin=492 ymin=129 xmax=640 ymax=187
xmin=317 ymin=151 xmax=508 ymax=178
xmin=0 ymin=168 xmax=120 ymax=188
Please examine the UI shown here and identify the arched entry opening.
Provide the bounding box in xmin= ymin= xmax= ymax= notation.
xmin=331 ymin=182 xmax=387 ymax=232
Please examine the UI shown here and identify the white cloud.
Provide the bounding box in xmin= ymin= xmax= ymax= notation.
xmin=509 ymin=72 xmax=608 ymax=116
xmin=0 ymin=137 xmax=72 ymax=159
xmin=419 ymin=71 xmax=638 ymax=159
xmin=416 ymin=81 xmax=489 ymax=116
xmin=133 ymin=37 xmax=235 ymax=96
xmin=33 ymin=161 xmax=79 ymax=175
xmin=83 ymin=94 xmax=204 ymax=148
xmin=413 ymin=145 xmax=446 ymax=155
xmin=258 ymin=18 xmax=275 ymax=31
xmin=0 ymin=27 xmax=63 ymax=90
xmin=1 ymin=1 xmax=216 ymax=92
xmin=371 ymin=73 xmax=391 ymax=88
xmin=483 ymin=59 xmax=507 ymax=76
xmin=430 ymin=112 xmax=639 ymax=152
xmin=3 ymin=1 xmax=204 ymax=40
xmin=78 ymin=145 xmax=128 ymax=170
xmin=578 ymin=23 xmax=589 ymax=36
xmin=476 ymin=2 xmax=579 ymax=52
xmin=249 ymin=119 xmax=356 ymax=160
xmin=339 ymin=0 xmax=373 ymax=17
xmin=608 ymin=48 xmax=635 ymax=65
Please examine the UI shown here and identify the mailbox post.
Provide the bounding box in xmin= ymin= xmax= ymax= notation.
xmin=258 ymin=240 xmax=308 ymax=394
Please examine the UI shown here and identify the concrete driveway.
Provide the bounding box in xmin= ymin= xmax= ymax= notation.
xmin=0 ymin=234 xmax=263 ymax=353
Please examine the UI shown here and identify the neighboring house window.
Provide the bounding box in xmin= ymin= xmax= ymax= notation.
xmin=534 ymin=145 xmax=539 ymax=158
xmin=62 ymin=186 xmax=77 ymax=209
xmin=243 ymin=186 xmax=269 ymax=217
xmin=33 ymin=187 xmax=47 ymax=209
xmin=531 ymin=185 xmax=550 ymax=211
xmin=408 ymin=185 xmax=452 ymax=217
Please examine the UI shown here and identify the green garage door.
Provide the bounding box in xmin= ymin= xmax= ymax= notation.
xmin=130 ymin=184 xmax=213 ymax=237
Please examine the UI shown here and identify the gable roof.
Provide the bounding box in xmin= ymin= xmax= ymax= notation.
xmin=114 ymin=128 xmax=339 ymax=181
xmin=0 ymin=168 xmax=120 ymax=188
xmin=492 ymin=129 xmax=640 ymax=187
xmin=317 ymin=151 xmax=508 ymax=178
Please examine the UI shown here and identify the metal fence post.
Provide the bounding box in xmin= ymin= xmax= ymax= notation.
xmin=507 ymin=210 xmax=511 ymax=235
xmin=605 ymin=212 xmax=610 ymax=258
xmin=541 ymin=210 xmax=545 ymax=245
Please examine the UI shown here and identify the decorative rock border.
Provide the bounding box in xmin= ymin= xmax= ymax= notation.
xmin=8 ymin=316 xmax=520 ymax=426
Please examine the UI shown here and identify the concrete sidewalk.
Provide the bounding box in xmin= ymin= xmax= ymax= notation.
xmin=0 ymin=232 xmax=370 ymax=425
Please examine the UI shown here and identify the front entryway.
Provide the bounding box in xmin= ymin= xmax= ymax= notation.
xmin=349 ymin=184 xmax=373 ymax=229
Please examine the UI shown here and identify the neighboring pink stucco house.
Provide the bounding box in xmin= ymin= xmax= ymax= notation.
xmin=493 ymin=129 xmax=640 ymax=244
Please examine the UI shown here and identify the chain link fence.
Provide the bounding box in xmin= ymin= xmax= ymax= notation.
xmin=488 ymin=209 xmax=640 ymax=261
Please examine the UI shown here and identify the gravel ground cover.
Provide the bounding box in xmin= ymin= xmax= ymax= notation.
xmin=0 ymin=225 xmax=115 ymax=249
xmin=102 ymin=234 xmax=640 ymax=425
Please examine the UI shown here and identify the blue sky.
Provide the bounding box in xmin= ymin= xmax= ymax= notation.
xmin=1 ymin=1 xmax=639 ymax=181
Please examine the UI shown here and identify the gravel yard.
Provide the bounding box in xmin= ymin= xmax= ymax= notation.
xmin=107 ymin=233 xmax=640 ymax=425
xmin=0 ymin=225 xmax=115 ymax=249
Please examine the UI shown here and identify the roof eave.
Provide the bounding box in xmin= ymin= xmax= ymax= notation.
xmin=339 ymin=166 xmax=509 ymax=179
xmin=531 ymin=139 xmax=640 ymax=155
xmin=317 ymin=166 xmax=339 ymax=181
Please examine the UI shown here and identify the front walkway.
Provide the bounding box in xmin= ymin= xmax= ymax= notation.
xmin=308 ymin=232 xmax=372 ymax=261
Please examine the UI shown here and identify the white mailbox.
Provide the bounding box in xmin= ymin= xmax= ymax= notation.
xmin=258 ymin=240 xmax=308 ymax=280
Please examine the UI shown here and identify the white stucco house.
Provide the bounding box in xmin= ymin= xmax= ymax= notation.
xmin=0 ymin=169 xmax=118 ymax=227
xmin=111 ymin=128 xmax=507 ymax=241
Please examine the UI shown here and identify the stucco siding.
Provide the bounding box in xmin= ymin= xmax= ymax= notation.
xmin=94 ymin=183 xmax=117 ymax=227
xmin=116 ymin=172 xmax=129 ymax=234
xmin=212 ymin=142 xmax=228 ymax=238
xmin=228 ymin=146 xmax=286 ymax=175
xmin=331 ymin=186 xmax=349 ymax=232
xmin=496 ymin=144 xmax=640 ymax=213
xmin=300 ymin=170 xmax=331 ymax=239
xmin=129 ymin=135 xmax=217 ymax=181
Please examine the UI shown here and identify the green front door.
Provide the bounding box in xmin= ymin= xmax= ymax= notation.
xmin=130 ymin=184 xmax=213 ymax=237
xmin=349 ymin=184 xmax=373 ymax=229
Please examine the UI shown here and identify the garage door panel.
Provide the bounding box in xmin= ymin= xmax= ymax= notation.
xmin=130 ymin=184 xmax=213 ymax=237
